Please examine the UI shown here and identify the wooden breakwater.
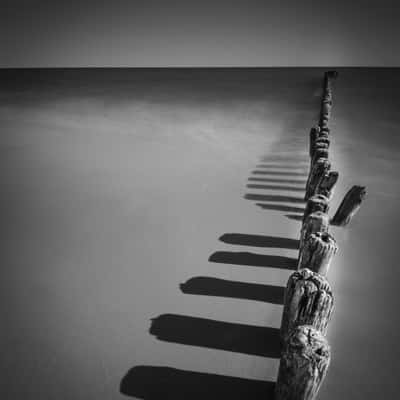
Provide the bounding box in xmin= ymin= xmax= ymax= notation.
xmin=274 ymin=71 xmax=367 ymax=400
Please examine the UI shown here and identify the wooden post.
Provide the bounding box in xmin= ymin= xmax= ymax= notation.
xmin=303 ymin=194 xmax=329 ymax=222
xmin=315 ymin=136 xmax=330 ymax=149
xmin=319 ymin=127 xmax=330 ymax=139
xmin=313 ymin=143 xmax=329 ymax=161
xmin=310 ymin=129 xmax=330 ymax=160
xmin=280 ymin=268 xmax=333 ymax=343
xmin=305 ymin=159 xmax=330 ymax=200
xmin=319 ymin=99 xmax=332 ymax=129
xmin=298 ymin=232 xmax=338 ymax=276
xmin=275 ymin=325 xmax=331 ymax=400
xmin=318 ymin=171 xmax=338 ymax=200
xmin=331 ymin=185 xmax=367 ymax=226
xmin=299 ymin=211 xmax=329 ymax=251
xmin=275 ymin=71 xmax=338 ymax=400
xmin=309 ymin=126 xmax=320 ymax=158
xmin=318 ymin=71 xmax=337 ymax=130
xmin=325 ymin=70 xmax=339 ymax=83
xmin=311 ymin=151 xmax=329 ymax=172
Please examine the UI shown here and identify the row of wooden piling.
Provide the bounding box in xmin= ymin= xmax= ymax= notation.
xmin=274 ymin=71 xmax=366 ymax=400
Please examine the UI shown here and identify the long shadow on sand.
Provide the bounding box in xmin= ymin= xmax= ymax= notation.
xmin=119 ymin=73 xmax=319 ymax=399
xmin=260 ymin=155 xmax=308 ymax=163
xmin=248 ymin=177 xmax=307 ymax=184
xmin=209 ymin=251 xmax=297 ymax=270
xmin=120 ymin=366 xmax=275 ymax=399
xmin=245 ymin=193 xmax=305 ymax=204
xmin=286 ymin=214 xmax=303 ymax=221
xmin=219 ymin=233 xmax=299 ymax=249
xmin=150 ymin=314 xmax=281 ymax=358
xmin=252 ymin=170 xmax=308 ymax=176
xmin=255 ymin=203 xmax=305 ymax=213
xmin=255 ymin=164 xmax=308 ymax=170
xmin=247 ymin=183 xmax=305 ymax=192
xmin=180 ymin=277 xmax=284 ymax=304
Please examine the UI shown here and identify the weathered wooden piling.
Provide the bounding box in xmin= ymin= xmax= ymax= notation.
xmin=319 ymin=126 xmax=330 ymax=139
xmin=309 ymin=126 xmax=320 ymax=158
xmin=318 ymin=171 xmax=338 ymax=200
xmin=274 ymin=71 xmax=345 ymax=400
xmin=315 ymin=136 xmax=330 ymax=148
xmin=312 ymin=145 xmax=329 ymax=165
xmin=300 ymin=211 xmax=329 ymax=251
xmin=318 ymin=71 xmax=337 ymax=129
xmin=275 ymin=325 xmax=331 ymax=400
xmin=303 ymin=194 xmax=329 ymax=222
xmin=319 ymin=100 xmax=331 ymax=128
xmin=310 ymin=128 xmax=331 ymax=161
xmin=298 ymin=232 xmax=338 ymax=275
xmin=280 ymin=269 xmax=334 ymax=343
xmin=331 ymin=185 xmax=366 ymax=227
xmin=311 ymin=148 xmax=329 ymax=167
xmin=305 ymin=158 xmax=330 ymax=200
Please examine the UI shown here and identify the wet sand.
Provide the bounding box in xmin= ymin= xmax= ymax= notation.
xmin=0 ymin=68 xmax=399 ymax=399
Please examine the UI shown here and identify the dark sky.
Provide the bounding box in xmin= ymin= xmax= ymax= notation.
xmin=1 ymin=0 xmax=399 ymax=67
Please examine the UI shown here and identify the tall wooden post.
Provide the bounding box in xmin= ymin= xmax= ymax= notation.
xmin=280 ymin=268 xmax=333 ymax=343
xmin=275 ymin=325 xmax=331 ymax=400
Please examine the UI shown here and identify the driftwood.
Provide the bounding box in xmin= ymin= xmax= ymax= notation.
xmin=303 ymin=194 xmax=329 ymax=222
xmin=275 ymin=325 xmax=331 ymax=400
xmin=318 ymin=171 xmax=339 ymax=199
xmin=298 ymin=232 xmax=338 ymax=276
xmin=299 ymin=211 xmax=329 ymax=251
xmin=331 ymin=185 xmax=367 ymax=226
xmin=305 ymin=159 xmax=330 ymax=200
xmin=280 ymin=268 xmax=333 ymax=343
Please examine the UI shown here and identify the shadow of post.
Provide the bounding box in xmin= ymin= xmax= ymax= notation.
xmin=120 ymin=366 xmax=276 ymax=399
xmin=150 ymin=314 xmax=282 ymax=358
xmin=245 ymin=193 xmax=305 ymax=203
xmin=209 ymin=251 xmax=297 ymax=270
xmin=247 ymin=183 xmax=305 ymax=192
xmin=219 ymin=233 xmax=299 ymax=249
xmin=180 ymin=276 xmax=285 ymax=304
xmin=248 ymin=177 xmax=307 ymax=184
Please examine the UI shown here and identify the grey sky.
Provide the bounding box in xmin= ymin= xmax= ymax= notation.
xmin=1 ymin=0 xmax=399 ymax=67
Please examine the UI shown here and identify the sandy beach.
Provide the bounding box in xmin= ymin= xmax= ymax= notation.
xmin=1 ymin=68 xmax=399 ymax=399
